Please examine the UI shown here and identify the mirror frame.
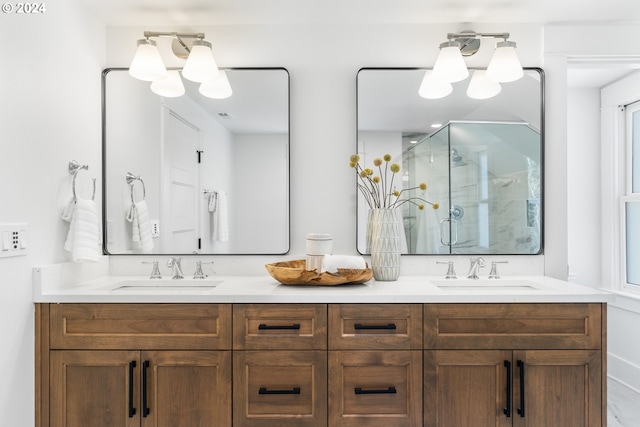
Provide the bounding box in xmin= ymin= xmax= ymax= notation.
xmin=101 ymin=67 xmax=291 ymax=256
xmin=356 ymin=67 xmax=545 ymax=256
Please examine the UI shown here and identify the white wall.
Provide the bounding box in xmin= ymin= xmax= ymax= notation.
xmin=567 ymin=87 xmax=602 ymax=286
xmin=0 ymin=1 xmax=105 ymax=425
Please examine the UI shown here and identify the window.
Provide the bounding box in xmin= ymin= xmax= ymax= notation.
xmin=623 ymin=101 xmax=640 ymax=289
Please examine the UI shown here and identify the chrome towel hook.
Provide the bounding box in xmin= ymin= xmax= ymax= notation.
xmin=68 ymin=160 xmax=96 ymax=201
xmin=126 ymin=172 xmax=146 ymax=204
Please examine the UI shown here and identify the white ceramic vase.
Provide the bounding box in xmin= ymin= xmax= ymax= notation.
xmin=368 ymin=208 xmax=401 ymax=281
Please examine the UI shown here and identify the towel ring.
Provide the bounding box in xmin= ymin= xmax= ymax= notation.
xmin=69 ymin=160 xmax=96 ymax=201
xmin=126 ymin=172 xmax=146 ymax=204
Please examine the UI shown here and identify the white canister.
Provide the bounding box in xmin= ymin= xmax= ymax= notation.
xmin=306 ymin=233 xmax=333 ymax=271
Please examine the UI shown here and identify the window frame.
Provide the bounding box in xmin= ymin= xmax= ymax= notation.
xmin=621 ymin=101 xmax=640 ymax=293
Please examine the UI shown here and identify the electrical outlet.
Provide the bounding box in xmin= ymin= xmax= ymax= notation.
xmin=0 ymin=223 xmax=28 ymax=258
xmin=150 ymin=220 xmax=160 ymax=238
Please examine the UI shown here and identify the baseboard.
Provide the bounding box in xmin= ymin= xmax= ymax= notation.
xmin=608 ymin=353 xmax=640 ymax=394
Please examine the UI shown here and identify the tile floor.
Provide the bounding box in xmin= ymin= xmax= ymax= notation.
xmin=608 ymin=378 xmax=640 ymax=427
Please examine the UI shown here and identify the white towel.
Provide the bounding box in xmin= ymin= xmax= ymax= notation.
xmin=212 ymin=191 xmax=229 ymax=242
xmin=126 ymin=200 xmax=154 ymax=253
xmin=63 ymin=198 xmax=100 ymax=262
xmin=208 ymin=192 xmax=217 ymax=212
xmin=321 ymin=255 xmax=367 ymax=273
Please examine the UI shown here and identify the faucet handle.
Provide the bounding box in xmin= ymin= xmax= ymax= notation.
xmin=194 ymin=261 xmax=214 ymax=279
xmin=436 ymin=261 xmax=457 ymax=279
xmin=488 ymin=261 xmax=509 ymax=279
xmin=142 ymin=261 xmax=162 ymax=279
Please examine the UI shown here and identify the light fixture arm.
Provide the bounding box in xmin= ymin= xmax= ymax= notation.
xmin=446 ymin=32 xmax=510 ymax=41
xmin=142 ymin=31 xmax=205 ymax=54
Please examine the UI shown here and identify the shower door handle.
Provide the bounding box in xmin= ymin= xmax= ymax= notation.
xmin=439 ymin=218 xmax=458 ymax=246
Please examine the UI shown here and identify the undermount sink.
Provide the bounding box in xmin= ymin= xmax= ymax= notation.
xmin=110 ymin=278 xmax=222 ymax=292
xmin=431 ymin=279 xmax=545 ymax=292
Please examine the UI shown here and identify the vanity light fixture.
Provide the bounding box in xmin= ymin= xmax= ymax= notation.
xmin=418 ymin=70 xmax=453 ymax=99
xmin=466 ymin=70 xmax=502 ymax=99
xmin=421 ymin=31 xmax=523 ymax=100
xmin=199 ymin=70 xmax=233 ymax=99
xmin=129 ymin=31 xmax=230 ymax=99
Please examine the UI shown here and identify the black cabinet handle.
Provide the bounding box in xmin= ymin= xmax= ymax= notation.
xmin=354 ymin=323 xmax=397 ymax=330
xmin=142 ymin=360 xmax=150 ymax=417
xmin=258 ymin=323 xmax=301 ymax=330
xmin=517 ymin=360 xmax=525 ymax=417
xmin=259 ymin=387 xmax=301 ymax=395
xmin=128 ymin=361 xmax=136 ymax=418
xmin=354 ymin=386 xmax=397 ymax=394
xmin=504 ymin=360 xmax=512 ymax=418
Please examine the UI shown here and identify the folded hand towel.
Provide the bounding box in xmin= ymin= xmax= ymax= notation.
xmin=321 ymin=254 xmax=367 ymax=273
xmin=126 ymin=200 xmax=154 ymax=253
xmin=63 ymin=198 xmax=100 ymax=262
xmin=212 ymin=191 xmax=229 ymax=242
xmin=208 ymin=192 xmax=217 ymax=213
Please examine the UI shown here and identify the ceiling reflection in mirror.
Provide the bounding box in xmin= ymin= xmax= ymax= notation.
xmin=357 ymin=68 xmax=543 ymax=255
xmin=103 ymin=68 xmax=290 ymax=255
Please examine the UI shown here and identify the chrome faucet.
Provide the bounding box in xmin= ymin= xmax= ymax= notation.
xmin=193 ymin=260 xmax=214 ymax=279
xmin=167 ymin=257 xmax=184 ymax=279
xmin=467 ymin=257 xmax=486 ymax=279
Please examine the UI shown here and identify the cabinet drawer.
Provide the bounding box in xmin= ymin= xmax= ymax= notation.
xmin=424 ymin=303 xmax=602 ymax=349
xmin=50 ymin=303 xmax=232 ymax=350
xmin=233 ymin=350 xmax=327 ymax=427
xmin=328 ymin=350 xmax=423 ymax=427
xmin=329 ymin=304 xmax=422 ymax=350
xmin=233 ymin=304 xmax=327 ymax=350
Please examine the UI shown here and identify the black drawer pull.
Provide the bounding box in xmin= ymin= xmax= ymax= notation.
xmin=355 ymin=386 xmax=397 ymax=394
xmin=354 ymin=323 xmax=397 ymax=330
xmin=258 ymin=323 xmax=301 ymax=330
xmin=259 ymin=387 xmax=301 ymax=395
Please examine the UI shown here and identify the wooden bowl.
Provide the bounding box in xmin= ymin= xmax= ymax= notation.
xmin=265 ymin=259 xmax=373 ymax=286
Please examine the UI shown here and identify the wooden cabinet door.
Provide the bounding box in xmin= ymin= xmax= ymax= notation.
xmin=512 ymin=350 xmax=602 ymax=427
xmin=50 ymin=350 xmax=140 ymax=427
xmin=141 ymin=351 xmax=231 ymax=427
xmin=329 ymin=350 xmax=423 ymax=427
xmin=424 ymin=350 xmax=512 ymax=427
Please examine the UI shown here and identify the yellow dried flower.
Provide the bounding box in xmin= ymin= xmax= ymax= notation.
xmin=360 ymin=170 xmax=368 ymax=178
xmin=350 ymin=154 xmax=360 ymax=163
xmin=373 ymin=176 xmax=380 ymax=183
xmin=390 ymin=163 xmax=400 ymax=173
xmin=432 ymin=203 xmax=440 ymax=210
xmin=349 ymin=161 xmax=357 ymax=168
xmin=373 ymin=158 xmax=383 ymax=166
xmin=418 ymin=204 xmax=425 ymax=210
xmin=383 ymin=154 xmax=392 ymax=162
xmin=393 ymin=190 xmax=400 ymax=197
xmin=364 ymin=168 xmax=374 ymax=176
xmin=419 ymin=183 xmax=427 ymax=190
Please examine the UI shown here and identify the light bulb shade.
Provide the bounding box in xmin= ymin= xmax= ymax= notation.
xmin=486 ymin=41 xmax=524 ymax=83
xmin=432 ymin=41 xmax=469 ymax=83
xmin=182 ymin=40 xmax=220 ymax=83
xmin=150 ymin=70 xmax=185 ymax=98
xmin=199 ymin=70 xmax=233 ymax=99
xmin=466 ymin=70 xmax=502 ymax=99
xmin=129 ymin=39 xmax=167 ymax=81
xmin=418 ymin=70 xmax=453 ymax=99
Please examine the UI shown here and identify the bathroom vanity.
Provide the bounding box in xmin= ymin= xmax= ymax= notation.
xmin=34 ymin=272 xmax=610 ymax=427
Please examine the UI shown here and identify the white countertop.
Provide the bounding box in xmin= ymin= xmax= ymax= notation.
xmin=33 ymin=271 xmax=614 ymax=304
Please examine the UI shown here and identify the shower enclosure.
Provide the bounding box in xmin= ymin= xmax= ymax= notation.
xmin=402 ymin=121 xmax=542 ymax=254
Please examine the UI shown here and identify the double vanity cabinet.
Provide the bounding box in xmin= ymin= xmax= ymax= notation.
xmin=35 ymin=300 xmax=606 ymax=427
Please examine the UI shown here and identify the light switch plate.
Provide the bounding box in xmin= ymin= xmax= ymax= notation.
xmin=0 ymin=223 xmax=28 ymax=258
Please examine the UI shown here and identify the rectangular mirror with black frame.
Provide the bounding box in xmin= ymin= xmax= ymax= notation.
xmin=357 ymin=67 xmax=543 ymax=255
